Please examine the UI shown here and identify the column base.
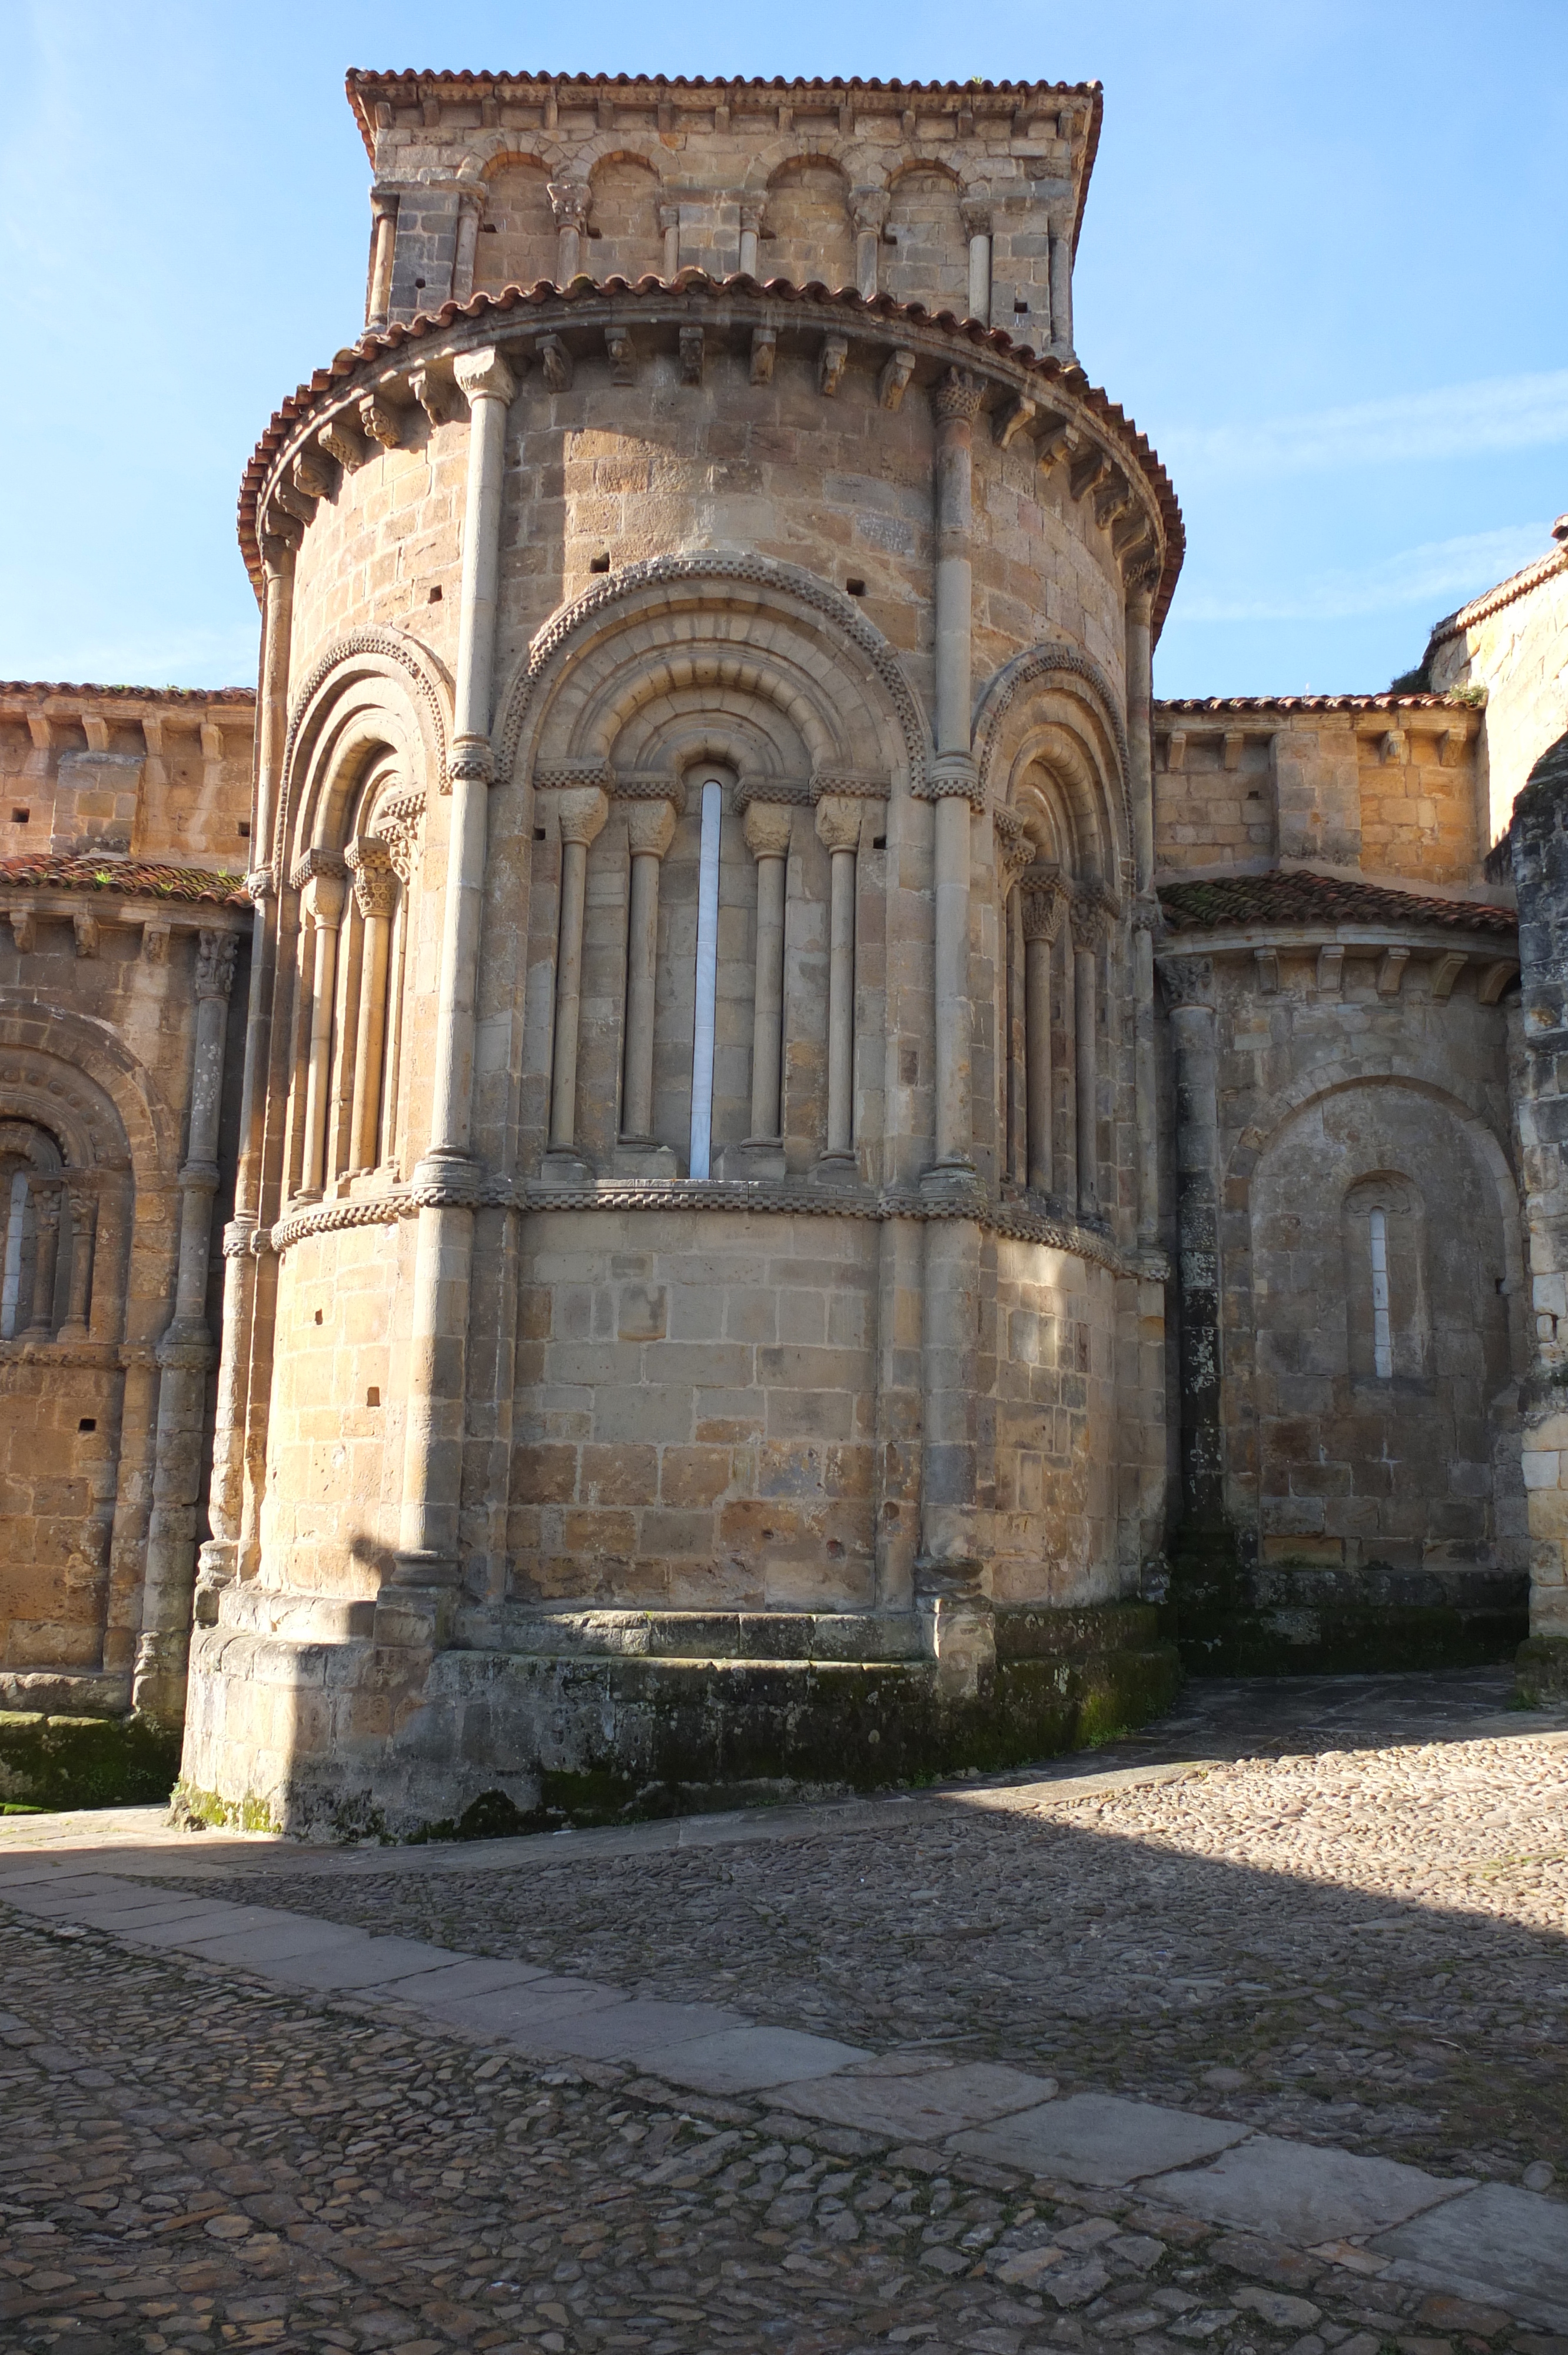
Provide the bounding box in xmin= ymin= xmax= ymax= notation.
xmin=612 ymin=1138 xmax=683 ymax=1180
xmin=919 ymin=1158 xmax=984 ymax=1206
xmin=715 ymin=1139 xmax=787 ymax=1180
xmin=808 ymin=1152 xmax=863 ymax=1193
xmin=539 ymin=1149 xmax=595 ymax=1186
xmin=192 ymin=1539 xmax=237 ymax=1627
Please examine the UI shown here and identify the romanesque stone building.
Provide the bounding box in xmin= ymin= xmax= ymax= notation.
xmin=0 ymin=684 xmax=253 ymax=1736
xmin=5 ymin=67 xmax=1563 ymax=1828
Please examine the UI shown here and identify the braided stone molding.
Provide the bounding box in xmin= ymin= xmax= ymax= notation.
xmin=533 ymin=759 xmax=613 ymax=791
xmin=245 ymin=867 xmax=275 ymax=903
xmin=810 ymin=768 xmax=891 ymax=802
xmin=274 ymin=630 xmax=450 ymax=871
xmin=734 ymin=778 xmax=813 ymax=812
xmin=0 ymin=1339 xmax=128 ymax=1370
xmin=497 ymin=553 xmax=930 ymax=797
xmin=221 ymin=1218 xmax=257 ymax=1258
xmin=266 ymin=1172 xmax=1151 ymax=1278
xmin=614 ymin=775 xmax=688 ymax=812
xmin=974 ymin=641 xmax=1134 ymax=848
xmin=913 ymin=751 xmax=984 ymax=810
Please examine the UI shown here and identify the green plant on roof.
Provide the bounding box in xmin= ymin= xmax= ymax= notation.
xmin=94 ymin=870 xmax=112 ymax=886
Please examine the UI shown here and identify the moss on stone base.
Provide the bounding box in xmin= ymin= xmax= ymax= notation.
xmin=409 ymin=1604 xmax=1181 ymax=1839
xmin=0 ymin=1712 xmax=181 ymax=1812
xmin=1515 ymin=1634 xmax=1568 ymax=1706
xmin=1168 ymin=1523 xmax=1527 ymax=1676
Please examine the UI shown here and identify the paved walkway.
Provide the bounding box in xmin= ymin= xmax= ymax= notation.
xmin=4 ymin=1670 xmax=1566 ymax=2353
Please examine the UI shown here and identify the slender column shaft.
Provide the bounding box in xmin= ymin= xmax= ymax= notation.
xmin=59 ymin=1187 xmax=97 ymax=1340
xmin=346 ymin=841 xmax=396 ymax=1173
xmin=929 ymin=370 xmax=983 ymax=1174
xmin=298 ymin=877 xmax=344 ymax=1196
xmin=1163 ymin=963 xmax=1223 ymax=1521
xmin=24 ymin=1183 xmax=61 ymax=1336
xmin=550 ymin=184 xmax=587 ymax=282
xmin=1005 ymin=888 xmax=1026 ymax=1188
xmin=1134 ymin=920 xmax=1159 ymax=1245
xmin=1059 ymin=918 xmax=1077 ymax=1197
xmin=1074 ymin=917 xmax=1099 ymax=1217
xmin=396 ymin=346 xmax=516 ymax=1583
xmin=966 ymin=230 xmax=991 ymax=323
xmin=133 ymin=928 xmax=237 ymax=1726
xmin=662 ymin=204 xmax=682 ymax=277
xmin=743 ymin=804 xmax=792 ymax=1142
xmin=620 ymin=798 xmax=677 ymax=1140
xmin=1025 ymin=931 xmax=1054 ymax=1194
xmin=737 ymin=209 xmax=759 ymax=278
xmin=210 ymin=536 xmax=291 ymax=1571
xmin=452 ymin=201 xmax=480 ymax=301
xmin=545 ymin=791 xmax=610 ymax=1155
xmin=367 ymin=197 xmax=397 ymax=330
xmin=816 ymin=797 xmax=861 ymax=1160
xmin=1125 ymin=585 xmax=1155 ymax=893
xmin=1049 ymin=221 xmax=1074 ymax=357
xmin=852 ymin=199 xmax=886 ymax=301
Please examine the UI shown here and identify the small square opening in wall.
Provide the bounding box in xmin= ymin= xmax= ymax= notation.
xmin=78 ymin=1417 xmax=96 ymax=1433
xmin=534 ymin=827 xmax=546 ymax=841
xmin=589 ymin=552 xmax=612 ymax=574
xmin=427 ymin=584 xmax=442 ymax=602
xmin=11 ymin=808 xmax=28 ymax=824
xmin=237 ymin=819 xmax=250 ymax=837
xmin=872 ymin=835 xmax=887 ymax=850
xmin=314 ymin=1308 xmax=323 ymax=1325
xmin=846 ymin=578 xmax=866 ymax=596
xmin=366 ymin=1387 xmax=381 ymax=1408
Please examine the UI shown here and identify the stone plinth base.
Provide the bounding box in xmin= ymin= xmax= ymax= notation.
xmin=178 ymin=1602 xmax=1179 ymax=1843
xmin=1516 ymin=1634 xmax=1568 ymax=1706
xmin=1170 ymin=1524 xmax=1529 ymax=1676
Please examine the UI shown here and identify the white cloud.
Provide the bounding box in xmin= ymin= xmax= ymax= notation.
xmin=1174 ymin=524 xmax=1553 ymax=624
xmin=1162 ymin=372 xmax=1568 ymax=478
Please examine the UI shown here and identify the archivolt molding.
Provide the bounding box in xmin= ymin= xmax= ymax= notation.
xmin=1223 ymin=1054 xmax=1511 ymax=1196
xmin=496 ymin=553 xmax=931 ymax=795
xmin=273 ymin=631 xmax=453 ymax=874
xmin=0 ymin=1001 xmax=163 ymax=1178
xmin=974 ymin=643 xmax=1132 ymax=874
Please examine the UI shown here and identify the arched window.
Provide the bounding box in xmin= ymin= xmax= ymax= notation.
xmin=1344 ymin=1173 xmax=1429 ymax=1386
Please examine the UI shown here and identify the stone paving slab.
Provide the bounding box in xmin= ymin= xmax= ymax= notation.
xmin=372 ymin=1953 xmax=552 ymax=2002
xmin=634 ymin=2022 xmax=871 ymax=2094
xmin=1147 ymin=2134 xmax=1475 ymax=2241
xmin=422 ymin=1975 xmax=630 ymax=2038
xmin=1371 ymin=2181 xmax=1568 ymax=2330
xmin=160 ymin=1915 xmax=364 ymax=1965
xmin=772 ymin=2057 xmax=1054 ymax=2141
xmin=260 ymin=1933 xmax=471 ymax=1991
xmin=951 ymin=2089 xmax=1251 ymax=2184
xmin=503 ymin=1995 xmax=750 ymax=2063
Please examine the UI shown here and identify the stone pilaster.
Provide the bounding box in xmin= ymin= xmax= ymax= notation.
xmin=1160 ymin=954 xmax=1223 ymax=1527
xmin=615 ymin=793 xmax=680 ymax=1178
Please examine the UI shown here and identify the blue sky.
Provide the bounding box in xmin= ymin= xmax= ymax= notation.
xmin=2 ymin=0 xmax=1563 ymax=699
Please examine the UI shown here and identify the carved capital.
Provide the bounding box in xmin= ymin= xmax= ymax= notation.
xmin=245 ymin=865 xmax=275 ymax=903
xmin=815 ymin=794 xmax=865 ymax=855
xmin=739 ymin=203 xmax=765 ymax=237
xmin=1019 ymin=865 xmax=1067 ymax=943
xmin=552 ymin=786 xmax=610 ymax=848
xmin=993 ymin=807 xmax=1035 ymax=879
xmin=28 ymin=1179 xmax=62 ymax=1233
xmin=1071 ymin=894 xmax=1110 ymax=953
xmin=658 ymin=201 xmax=681 ymax=237
xmin=1159 ymin=954 xmax=1214 ymax=1011
xmin=931 ymin=367 xmax=983 ymax=427
xmin=850 ymin=190 xmax=889 ymax=235
xmin=547 ymin=178 xmax=590 ymax=231
xmin=346 ymin=836 xmax=397 ymax=918
xmin=743 ymin=802 xmax=795 ymax=861
xmin=917 ymin=751 xmax=982 ymax=809
xmin=959 ymin=200 xmax=993 ymax=238
xmin=195 ymin=929 xmax=239 ymax=1001
xmin=624 ymin=798 xmax=678 ymax=860
xmin=453 ymin=345 xmax=518 ymax=408
xmin=447 ymin=736 xmax=494 ymax=788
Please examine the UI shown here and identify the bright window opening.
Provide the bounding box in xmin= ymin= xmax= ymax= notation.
xmin=1370 ymin=1205 xmax=1393 ymax=1379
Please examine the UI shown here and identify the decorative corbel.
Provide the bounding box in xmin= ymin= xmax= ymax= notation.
xmin=749 ymin=327 xmax=777 ymax=385
xmin=605 ymin=326 xmax=635 ymax=384
xmin=877 ymin=348 xmax=915 ymax=411
xmin=537 ymin=335 xmax=573 ymax=393
xmin=992 ymin=394 xmax=1037 ymax=449
xmin=1430 ymin=951 xmax=1466 ymax=1001
xmin=1316 ymin=944 xmax=1344 ymax=997
xmin=318 ymin=416 xmax=368 ymax=473
xmin=1069 ymin=446 xmax=1112 ymax=503
xmin=818 ymin=334 xmax=849 ymax=397
xmin=9 ymin=907 xmax=36 ymax=955
xmin=1478 ymin=958 xmax=1517 ymax=1005
xmin=1376 ymin=947 xmax=1410 ymax=996
xmin=358 ymin=391 xmax=403 ymax=450
xmin=291 ymin=444 xmax=336 ymax=501
xmin=679 ymin=326 xmax=705 ymax=385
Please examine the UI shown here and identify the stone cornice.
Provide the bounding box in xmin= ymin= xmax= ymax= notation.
xmin=237 ymin=276 xmax=1182 ymax=637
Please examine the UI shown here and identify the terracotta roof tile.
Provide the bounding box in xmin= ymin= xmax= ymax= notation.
xmin=1157 ymin=868 xmax=1514 ymax=938
xmin=0 ymin=854 xmax=249 ymax=907
xmin=238 ymin=272 xmax=1182 ymax=635
xmin=0 ymin=682 xmax=254 ymax=706
xmin=1154 ymin=693 xmax=1467 ymax=717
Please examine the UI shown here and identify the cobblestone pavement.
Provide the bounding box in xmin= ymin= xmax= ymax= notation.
xmin=4 ymin=1673 xmax=1566 ymax=2355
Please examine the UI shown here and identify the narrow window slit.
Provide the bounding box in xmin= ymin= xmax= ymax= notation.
xmin=1369 ymin=1205 xmax=1393 ymax=1379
